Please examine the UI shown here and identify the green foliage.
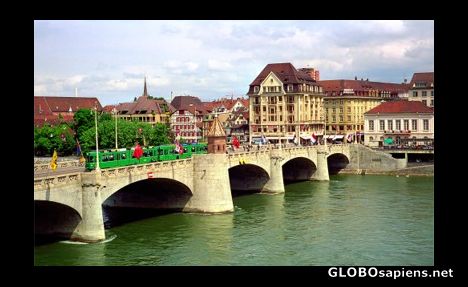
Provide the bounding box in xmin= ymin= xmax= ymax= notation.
xmin=34 ymin=123 xmax=76 ymax=156
xmin=73 ymin=108 xmax=94 ymax=142
xmin=99 ymin=113 xmax=112 ymax=122
xmin=79 ymin=120 xmax=171 ymax=152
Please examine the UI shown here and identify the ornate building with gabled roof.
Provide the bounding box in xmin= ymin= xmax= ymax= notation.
xmin=207 ymin=116 xmax=226 ymax=154
xmin=247 ymin=63 xmax=325 ymax=145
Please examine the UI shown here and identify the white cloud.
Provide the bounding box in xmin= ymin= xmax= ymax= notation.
xmin=34 ymin=20 xmax=433 ymax=105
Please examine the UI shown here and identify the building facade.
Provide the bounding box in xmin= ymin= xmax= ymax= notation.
xmin=170 ymin=96 xmax=206 ymax=143
xmin=407 ymin=72 xmax=434 ymax=107
xmin=319 ymin=78 xmax=408 ymax=141
xmin=247 ymin=63 xmax=325 ymax=145
xmin=34 ymin=96 xmax=103 ymax=127
xmin=106 ymin=78 xmax=172 ymax=126
xmin=363 ymin=101 xmax=434 ymax=148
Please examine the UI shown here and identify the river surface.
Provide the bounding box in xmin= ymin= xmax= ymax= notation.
xmin=34 ymin=174 xmax=434 ymax=266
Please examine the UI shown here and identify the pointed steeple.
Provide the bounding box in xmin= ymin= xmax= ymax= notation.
xmin=142 ymin=76 xmax=148 ymax=97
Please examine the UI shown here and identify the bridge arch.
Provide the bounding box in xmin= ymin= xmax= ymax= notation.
xmin=282 ymin=156 xmax=317 ymax=183
xmin=102 ymin=178 xmax=192 ymax=209
xmin=34 ymin=200 xmax=81 ymax=243
xmin=228 ymin=164 xmax=270 ymax=195
xmin=327 ymin=153 xmax=350 ymax=175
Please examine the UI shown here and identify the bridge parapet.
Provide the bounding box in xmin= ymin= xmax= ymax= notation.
xmin=34 ymin=172 xmax=82 ymax=191
xmin=34 ymin=160 xmax=85 ymax=172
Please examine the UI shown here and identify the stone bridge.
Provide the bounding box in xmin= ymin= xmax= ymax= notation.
xmin=34 ymin=144 xmax=404 ymax=243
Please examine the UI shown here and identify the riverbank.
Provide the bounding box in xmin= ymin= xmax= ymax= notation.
xmin=340 ymin=164 xmax=434 ymax=177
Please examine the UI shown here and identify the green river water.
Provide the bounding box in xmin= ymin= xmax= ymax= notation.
xmin=34 ymin=174 xmax=434 ymax=266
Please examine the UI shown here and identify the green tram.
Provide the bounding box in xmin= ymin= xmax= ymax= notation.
xmin=85 ymin=143 xmax=207 ymax=171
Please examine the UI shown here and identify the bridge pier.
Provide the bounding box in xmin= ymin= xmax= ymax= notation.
xmin=183 ymin=154 xmax=234 ymax=213
xmin=71 ymin=172 xmax=106 ymax=243
xmin=310 ymin=149 xmax=330 ymax=181
xmin=262 ymin=149 xmax=285 ymax=193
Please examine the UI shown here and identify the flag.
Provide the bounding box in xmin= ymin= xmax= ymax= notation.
xmin=50 ymin=150 xmax=58 ymax=171
xmin=232 ymin=136 xmax=240 ymax=148
xmin=311 ymin=133 xmax=317 ymax=144
xmin=133 ymin=143 xmax=143 ymax=159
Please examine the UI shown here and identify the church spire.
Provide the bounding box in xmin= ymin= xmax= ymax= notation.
xmin=142 ymin=76 xmax=148 ymax=97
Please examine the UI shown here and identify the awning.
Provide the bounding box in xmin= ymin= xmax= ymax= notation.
xmin=287 ymin=135 xmax=294 ymax=140
xmin=384 ymin=138 xmax=394 ymax=144
xmin=300 ymin=135 xmax=312 ymax=140
xmin=334 ymin=135 xmax=344 ymax=139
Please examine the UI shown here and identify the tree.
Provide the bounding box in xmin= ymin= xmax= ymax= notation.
xmin=79 ymin=120 xmax=171 ymax=153
xmin=73 ymin=108 xmax=94 ymax=141
xmin=34 ymin=123 xmax=76 ymax=156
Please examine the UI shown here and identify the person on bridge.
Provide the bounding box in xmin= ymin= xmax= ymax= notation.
xmin=133 ymin=142 xmax=143 ymax=159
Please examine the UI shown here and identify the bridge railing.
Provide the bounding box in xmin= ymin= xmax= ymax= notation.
xmin=99 ymin=158 xmax=193 ymax=177
xmin=34 ymin=159 xmax=85 ymax=172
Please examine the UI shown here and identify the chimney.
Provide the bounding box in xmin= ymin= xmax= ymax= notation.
xmin=404 ymin=78 xmax=407 ymax=83
xmin=354 ymin=76 xmax=357 ymax=80
xmin=366 ymin=78 xmax=369 ymax=81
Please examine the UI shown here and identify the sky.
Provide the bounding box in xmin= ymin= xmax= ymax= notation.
xmin=34 ymin=20 xmax=434 ymax=106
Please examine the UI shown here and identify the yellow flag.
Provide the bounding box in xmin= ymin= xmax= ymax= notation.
xmin=50 ymin=150 xmax=58 ymax=171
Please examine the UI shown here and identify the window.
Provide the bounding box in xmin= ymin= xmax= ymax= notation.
xmin=412 ymin=119 xmax=418 ymax=131
xmin=270 ymin=108 xmax=275 ymax=114
xmin=379 ymin=120 xmax=385 ymax=131
xmin=431 ymin=91 xmax=434 ymax=97
xmin=431 ymin=100 xmax=434 ymax=106
xmin=279 ymin=96 xmax=282 ymax=102
xmin=332 ymin=116 xmax=336 ymax=122
xmin=254 ymin=86 xmax=259 ymax=93
xmin=369 ymin=120 xmax=374 ymax=131
xmin=422 ymin=91 xmax=427 ymax=97
xmin=413 ymin=91 xmax=418 ymax=97
xmin=387 ymin=120 xmax=393 ymax=130
xmin=339 ymin=115 xmax=343 ymax=122
xmin=422 ymin=100 xmax=427 ymax=106
xmin=262 ymin=106 xmax=266 ymax=112
xmin=396 ymin=120 xmax=401 ymax=130
xmin=287 ymin=85 xmax=293 ymax=92
xmin=423 ymin=119 xmax=429 ymax=131
xmin=404 ymin=120 xmax=409 ymax=130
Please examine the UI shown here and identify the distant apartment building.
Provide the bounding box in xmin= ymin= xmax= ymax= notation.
xmin=247 ymin=63 xmax=325 ymax=145
xmin=318 ymin=78 xmax=408 ymax=142
xmin=364 ymin=101 xmax=434 ymax=148
xmin=34 ymin=96 xmax=102 ymax=127
xmin=407 ymin=72 xmax=434 ymax=107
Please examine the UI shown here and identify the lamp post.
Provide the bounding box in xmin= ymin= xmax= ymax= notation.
xmin=94 ymin=103 xmax=100 ymax=172
xmin=113 ymin=107 xmax=118 ymax=149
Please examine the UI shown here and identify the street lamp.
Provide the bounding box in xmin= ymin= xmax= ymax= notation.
xmin=94 ymin=103 xmax=100 ymax=172
xmin=113 ymin=107 xmax=118 ymax=149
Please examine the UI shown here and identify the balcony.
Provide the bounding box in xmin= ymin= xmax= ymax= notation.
xmin=380 ymin=130 xmax=413 ymax=135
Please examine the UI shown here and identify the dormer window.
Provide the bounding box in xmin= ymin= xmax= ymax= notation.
xmin=254 ymin=86 xmax=259 ymax=93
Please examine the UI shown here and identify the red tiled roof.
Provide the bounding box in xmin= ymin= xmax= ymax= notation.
xmin=249 ymin=63 xmax=315 ymax=87
xmin=102 ymin=105 xmax=117 ymax=113
xmin=365 ymin=100 xmax=434 ymax=114
xmin=34 ymin=96 xmax=102 ymax=113
xmin=171 ymin=96 xmax=207 ymax=114
xmin=318 ymin=79 xmax=407 ymax=95
xmin=408 ymin=72 xmax=434 ymax=88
